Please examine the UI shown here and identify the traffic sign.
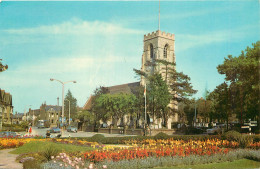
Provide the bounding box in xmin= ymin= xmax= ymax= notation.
xmin=241 ymin=126 xmax=249 ymax=128
xmin=70 ymin=118 xmax=72 ymax=121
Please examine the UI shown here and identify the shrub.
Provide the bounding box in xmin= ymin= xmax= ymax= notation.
xmin=90 ymin=134 xmax=105 ymax=143
xmin=23 ymin=159 xmax=41 ymax=169
xmin=223 ymin=130 xmax=241 ymax=142
xmin=42 ymin=146 xmax=59 ymax=161
xmin=239 ymin=135 xmax=253 ymax=148
xmin=153 ymin=132 xmax=169 ymax=140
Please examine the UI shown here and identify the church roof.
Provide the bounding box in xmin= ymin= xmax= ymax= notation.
xmin=83 ymin=82 xmax=140 ymax=110
xmin=108 ymin=82 xmax=140 ymax=95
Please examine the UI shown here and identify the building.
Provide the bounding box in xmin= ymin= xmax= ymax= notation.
xmin=141 ymin=30 xmax=178 ymax=129
xmin=12 ymin=113 xmax=24 ymax=125
xmin=38 ymin=103 xmax=61 ymax=127
xmin=84 ymin=30 xmax=178 ymax=129
xmin=0 ymin=89 xmax=13 ymax=128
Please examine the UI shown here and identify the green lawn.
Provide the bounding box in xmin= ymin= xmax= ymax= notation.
xmin=10 ymin=141 xmax=94 ymax=154
xmin=156 ymin=159 xmax=260 ymax=169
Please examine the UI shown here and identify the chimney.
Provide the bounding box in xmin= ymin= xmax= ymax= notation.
xmin=57 ymin=97 xmax=59 ymax=106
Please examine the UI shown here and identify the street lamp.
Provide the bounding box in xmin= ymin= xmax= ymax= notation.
xmin=65 ymin=99 xmax=71 ymax=126
xmin=50 ymin=78 xmax=76 ymax=137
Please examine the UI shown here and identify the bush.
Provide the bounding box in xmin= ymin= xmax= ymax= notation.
xmin=153 ymin=132 xmax=169 ymax=140
xmin=90 ymin=134 xmax=105 ymax=143
xmin=42 ymin=146 xmax=59 ymax=161
xmin=239 ymin=135 xmax=253 ymax=148
xmin=23 ymin=159 xmax=41 ymax=169
xmin=222 ymin=130 xmax=241 ymax=142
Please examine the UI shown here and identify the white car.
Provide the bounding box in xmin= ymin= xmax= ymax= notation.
xmin=207 ymin=126 xmax=222 ymax=135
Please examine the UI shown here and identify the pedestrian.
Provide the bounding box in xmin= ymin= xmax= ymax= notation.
xmin=29 ymin=127 xmax=32 ymax=135
xmin=46 ymin=130 xmax=51 ymax=138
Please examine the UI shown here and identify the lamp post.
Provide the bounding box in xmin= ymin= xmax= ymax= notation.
xmin=50 ymin=78 xmax=76 ymax=137
xmin=65 ymin=99 xmax=71 ymax=126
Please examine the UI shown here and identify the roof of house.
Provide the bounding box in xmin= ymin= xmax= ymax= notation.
xmin=45 ymin=105 xmax=61 ymax=112
xmin=83 ymin=82 xmax=140 ymax=110
xmin=12 ymin=113 xmax=24 ymax=118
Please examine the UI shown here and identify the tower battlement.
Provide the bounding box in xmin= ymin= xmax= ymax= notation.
xmin=144 ymin=30 xmax=175 ymax=41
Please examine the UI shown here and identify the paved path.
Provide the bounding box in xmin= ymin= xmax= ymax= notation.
xmin=0 ymin=149 xmax=22 ymax=169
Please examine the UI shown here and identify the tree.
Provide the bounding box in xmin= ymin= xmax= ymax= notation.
xmin=208 ymin=83 xmax=231 ymax=129
xmin=76 ymin=110 xmax=95 ymax=126
xmin=134 ymin=59 xmax=197 ymax=127
xmin=146 ymin=73 xmax=171 ymax=127
xmin=217 ymin=41 xmax=259 ymax=124
xmin=64 ymin=89 xmax=77 ymax=121
xmin=91 ymin=86 xmax=109 ymax=127
xmin=94 ymin=93 xmax=137 ymax=127
xmin=0 ymin=59 xmax=8 ymax=72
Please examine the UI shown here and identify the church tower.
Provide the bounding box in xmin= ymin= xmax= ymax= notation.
xmin=140 ymin=30 xmax=178 ymax=128
xmin=141 ymin=30 xmax=175 ymax=85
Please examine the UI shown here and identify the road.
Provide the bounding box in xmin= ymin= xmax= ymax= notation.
xmin=20 ymin=127 xmax=135 ymax=138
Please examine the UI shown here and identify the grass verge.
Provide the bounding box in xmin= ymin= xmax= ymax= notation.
xmin=10 ymin=141 xmax=94 ymax=154
xmin=156 ymin=159 xmax=260 ymax=169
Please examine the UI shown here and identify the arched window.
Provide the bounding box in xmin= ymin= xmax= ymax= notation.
xmin=164 ymin=44 xmax=168 ymax=58
xmin=150 ymin=44 xmax=154 ymax=59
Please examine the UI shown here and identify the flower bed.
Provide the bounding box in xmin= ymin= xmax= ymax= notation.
xmin=84 ymin=146 xmax=229 ymax=162
xmin=0 ymin=138 xmax=46 ymax=149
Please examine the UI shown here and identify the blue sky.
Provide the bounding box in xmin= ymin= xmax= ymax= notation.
xmin=0 ymin=1 xmax=259 ymax=113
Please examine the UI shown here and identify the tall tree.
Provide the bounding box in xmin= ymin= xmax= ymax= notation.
xmin=134 ymin=59 xmax=197 ymax=127
xmin=91 ymin=86 xmax=109 ymax=126
xmin=64 ymin=89 xmax=77 ymax=121
xmin=94 ymin=93 xmax=137 ymax=127
xmin=217 ymin=41 xmax=260 ymax=124
xmin=147 ymin=73 xmax=171 ymax=127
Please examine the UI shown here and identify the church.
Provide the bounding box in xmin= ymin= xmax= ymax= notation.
xmin=83 ymin=29 xmax=178 ymax=130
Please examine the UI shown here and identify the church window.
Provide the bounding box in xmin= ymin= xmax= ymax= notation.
xmin=150 ymin=44 xmax=154 ymax=59
xmin=164 ymin=44 xmax=168 ymax=58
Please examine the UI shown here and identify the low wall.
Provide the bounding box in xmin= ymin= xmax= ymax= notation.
xmin=150 ymin=129 xmax=176 ymax=136
xmin=97 ymin=128 xmax=176 ymax=136
xmin=97 ymin=128 xmax=143 ymax=136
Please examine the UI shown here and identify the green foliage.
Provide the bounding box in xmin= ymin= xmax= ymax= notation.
xmin=42 ymin=146 xmax=59 ymax=161
xmin=23 ymin=159 xmax=41 ymax=169
xmin=64 ymin=89 xmax=77 ymax=120
xmin=215 ymin=41 xmax=260 ymax=124
xmin=90 ymin=134 xmax=105 ymax=143
xmin=11 ymin=141 xmax=93 ymax=155
xmin=20 ymin=121 xmax=29 ymax=129
xmin=147 ymin=73 xmax=171 ymax=127
xmin=76 ymin=110 xmax=95 ymax=125
xmin=223 ymin=130 xmax=241 ymax=142
xmin=153 ymin=132 xmax=169 ymax=140
xmin=239 ymin=135 xmax=253 ymax=149
xmin=134 ymin=59 xmax=197 ymax=128
xmin=0 ymin=59 xmax=8 ymax=72
xmin=94 ymin=93 xmax=137 ymax=127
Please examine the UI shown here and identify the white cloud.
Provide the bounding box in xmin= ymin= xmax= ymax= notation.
xmin=3 ymin=18 xmax=144 ymax=35
xmin=177 ymin=25 xmax=257 ymax=51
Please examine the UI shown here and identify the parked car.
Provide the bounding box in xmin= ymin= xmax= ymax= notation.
xmin=207 ymin=125 xmax=225 ymax=135
xmin=0 ymin=131 xmax=17 ymax=138
xmin=49 ymin=127 xmax=61 ymax=133
xmin=67 ymin=126 xmax=77 ymax=133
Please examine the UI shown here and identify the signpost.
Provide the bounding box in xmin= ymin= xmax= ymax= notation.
xmin=241 ymin=119 xmax=258 ymax=133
